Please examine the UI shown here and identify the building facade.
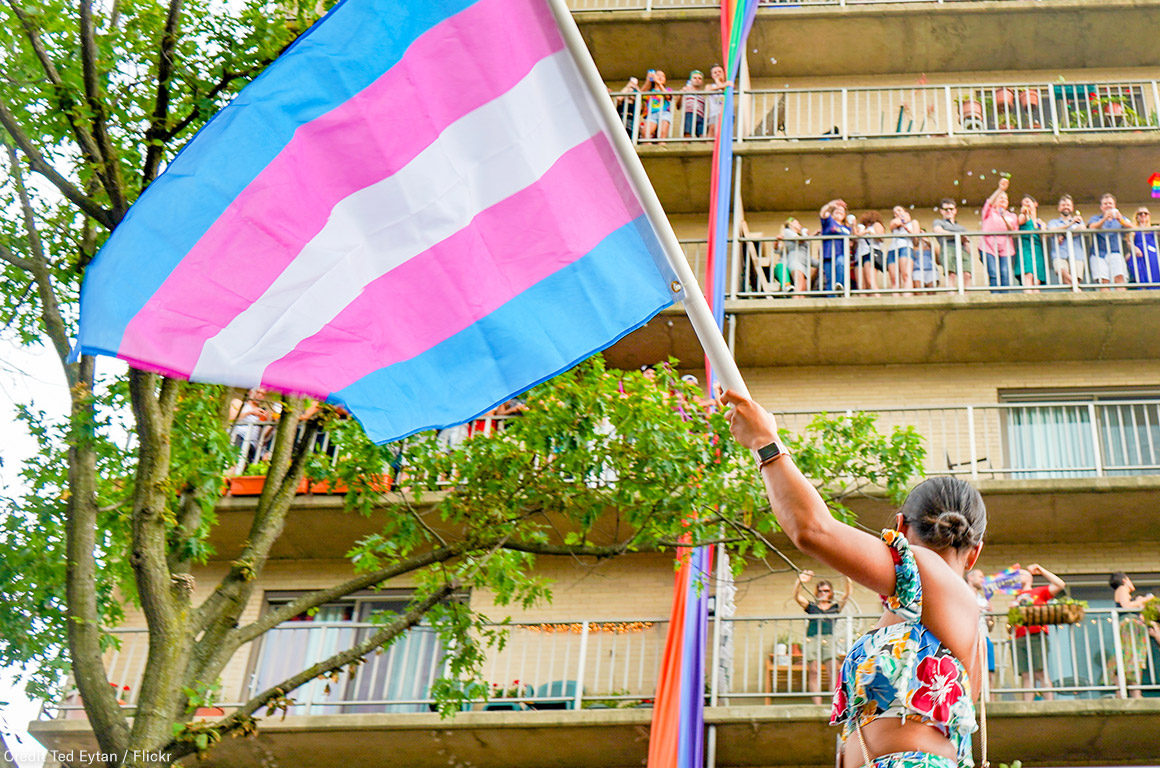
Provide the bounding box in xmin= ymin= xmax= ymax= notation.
xmin=31 ymin=1 xmax=1160 ymax=766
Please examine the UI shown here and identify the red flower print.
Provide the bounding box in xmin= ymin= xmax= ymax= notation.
xmin=911 ymin=656 xmax=963 ymax=723
xmin=830 ymin=684 xmax=847 ymax=723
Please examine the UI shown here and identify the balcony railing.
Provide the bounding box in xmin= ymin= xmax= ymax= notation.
xmin=774 ymin=400 xmax=1160 ymax=480
xmin=51 ymin=608 xmax=1159 ymax=719
xmin=746 ymin=81 xmax=1159 ymax=141
xmin=686 ymin=225 xmax=1160 ymax=299
xmin=570 ymin=0 xmax=1071 ymax=9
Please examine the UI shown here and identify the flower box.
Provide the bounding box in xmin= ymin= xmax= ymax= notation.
xmin=226 ymin=475 xmax=310 ymax=496
xmin=1011 ymin=602 xmax=1086 ymax=626
xmin=309 ymin=474 xmax=392 ymax=494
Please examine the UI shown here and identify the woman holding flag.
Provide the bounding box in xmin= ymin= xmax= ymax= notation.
xmin=721 ymin=390 xmax=987 ymax=768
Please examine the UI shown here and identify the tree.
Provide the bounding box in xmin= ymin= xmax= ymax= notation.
xmin=0 ymin=1 xmax=927 ymax=765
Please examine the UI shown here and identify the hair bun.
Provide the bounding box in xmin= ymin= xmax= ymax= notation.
xmin=930 ymin=511 xmax=971 ymax=549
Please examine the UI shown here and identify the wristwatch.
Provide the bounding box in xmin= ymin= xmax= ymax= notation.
xmin=755 ymin=439 xmax=789 ymax=468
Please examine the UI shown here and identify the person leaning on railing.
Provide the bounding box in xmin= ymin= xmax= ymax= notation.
xmin=721 ymin=388 xmax=987 ymax=768
xmin=980 ymin=178 xmax=1018 ymax=292
xmin=1109 ymin=571 xmax=1160 ymax=697
xmin=932 ymin=199 xmax=972 ymax=289
xmin=1046 ymin=194 xmax=1086 ymax=289
xmin=1129 ymin=208 xmax=1160 ymax=289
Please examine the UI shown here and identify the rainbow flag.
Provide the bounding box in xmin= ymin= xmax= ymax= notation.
xmin=73 ymin=0 xmax=683 ymax=444
xmin=1150 ymin=172 xmax=1160 ymax=199
xmin=648 ymin=544 xmax=714 ymax=768
xmin=984 ymin=564 xmax=1023 ymax=598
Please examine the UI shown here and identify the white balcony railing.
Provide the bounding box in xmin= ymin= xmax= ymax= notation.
xmin=701 ymin=225 xmax=1160 ymax=298
xmin=570 ymin=0 xmax=1073 ymax=9
xmin=51 ymin=608 xmax=1159 ymax=719
xmin=746 ymin=81 xmax=1160 ymax=141
xmin=774 ymin=400 xmax=1160 ymax=480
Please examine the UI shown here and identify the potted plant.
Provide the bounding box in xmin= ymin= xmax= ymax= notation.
xmin=958 ymin=93 xmax=985 ymax=130
xmin=226 ymin=460 xmax=310 ymax=496
xmin=993 ymin=87 xmax=1015 ymax=112
xmin=1018 ymin=88 xmax=1040 ymax=108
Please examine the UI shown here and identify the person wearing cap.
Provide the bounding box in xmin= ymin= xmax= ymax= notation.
xmin=1130 ymin=207 xmax=1160 ymax=289
xmin=680 ymin=70 xmax=707 ymax=138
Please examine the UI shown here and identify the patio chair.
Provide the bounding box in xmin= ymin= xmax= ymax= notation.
xmin=529 ymin=680 xmax=579 ymax=710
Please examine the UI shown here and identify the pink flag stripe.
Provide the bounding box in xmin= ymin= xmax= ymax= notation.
xmin=117 ymin=0 xmax=564 ymax=375
xmin=259 ymin=134 xmax=643 ymax=395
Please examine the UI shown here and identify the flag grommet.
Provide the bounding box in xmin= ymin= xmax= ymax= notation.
xmin=670 ymin=280 xmax=682 ymax=293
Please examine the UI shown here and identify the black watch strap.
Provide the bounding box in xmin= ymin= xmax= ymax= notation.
xmin=755 ymin=439 xmax=788 ymax=467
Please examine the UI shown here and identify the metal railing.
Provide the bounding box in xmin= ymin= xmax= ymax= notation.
xmin=569 ymin=0 xmax=1112 ymax=11
xmin=713 ymin=225 xmax=1160 ymax=298
xmin=609 ymin=90 xmax=721 ymax=144
xmin=774 ymin=399 xmax=1160 ymax=480
xmin=51 ymin=608 xmax=1159 ymax=718
xmin=746 ymin=81 xmax=1159 ymax=141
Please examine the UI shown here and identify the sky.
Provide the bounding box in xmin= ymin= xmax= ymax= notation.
xmin=0 ymin=340 xmax=67 ymax=767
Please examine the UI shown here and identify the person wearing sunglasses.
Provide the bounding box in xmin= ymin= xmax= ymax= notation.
xmin=794 ymin=569 xmax=854 ymax=704
xmin=1129 ymin=208 xmax=1160 ymax=289
xmin=933 ymin=200 xmax=971 ymax=289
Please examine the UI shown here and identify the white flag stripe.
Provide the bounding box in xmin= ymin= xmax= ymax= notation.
xmin=191 ymin=49 xmax=602 ymax=387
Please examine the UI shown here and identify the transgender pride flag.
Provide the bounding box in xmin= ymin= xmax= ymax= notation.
xmin=74 ymin=0 xmax=685 ymax=443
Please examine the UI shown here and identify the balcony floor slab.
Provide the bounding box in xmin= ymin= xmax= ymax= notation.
xmin=29 ymin=700 xmax=1160 ymax=768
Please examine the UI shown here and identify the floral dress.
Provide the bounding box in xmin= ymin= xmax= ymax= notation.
xmin=830 ymin=530 xmax=978 ymax=767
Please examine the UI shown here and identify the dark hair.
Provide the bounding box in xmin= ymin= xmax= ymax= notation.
xmin=940 ymin=198 xmax=957 ymax=209
xmin=899 ymin=477 xmax=986 ymax=551
xmin=860 ymin=211 xmax=882 ymax=226
xmin=1101 ymin=192 xmax=1116 ymax=202
xmin=1110 ymin=571 xmax=1128 ymax=590
xmin=1059 ymin=194 xmax=1073 ymax=204
xmin=1022 ymin=195 xmax=1037 ymax=205
xmin=817 ymin=579 xmax=833 ymax=591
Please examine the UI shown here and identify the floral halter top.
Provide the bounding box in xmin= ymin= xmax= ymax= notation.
xmin=829 ymin=530 xmax=978 ymax=767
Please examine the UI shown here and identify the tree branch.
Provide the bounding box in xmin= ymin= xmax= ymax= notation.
xmin=3 ymin=0 xmax=107 ymax=169
xmin=0 ymin=98 xmax=115 ymax=229
xmin=4 ymin=141 xmax=76 ymax=380
xmin=78 ymin=0 xmax=127 ymax=217
xmin=142 ymin=0 xmax=184 ymax=186
xmin=64 ymin=356 xmax=132 ymax=754
xmin=161 ymin=62 xmax=270 ymax=140
xmin=167 ymin=581 xmax=460 ymax=761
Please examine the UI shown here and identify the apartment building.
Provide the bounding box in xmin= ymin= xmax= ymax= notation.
xmin=30 ymin=1 xmax=1160 ymax=766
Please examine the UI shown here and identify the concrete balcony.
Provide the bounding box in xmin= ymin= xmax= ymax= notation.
xmin=29 ymin=701 xmax=1160 ymax=768
xmin=30 ymin=607 xmax=1160 ymax=767
xmin=573 ymin=0 xmax=1160 ymax=82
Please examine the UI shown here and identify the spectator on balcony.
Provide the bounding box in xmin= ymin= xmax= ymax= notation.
xmin=912 ymin=232 xmax=939 ymax=291
xmin=819 ymin=199 xmax=852 ymax=295
xmin=1046 ymin=194 xmax=1086 ymax=289
xmin=1109 ymin=572 xmax=1159 ymax=698
xmin=980 ymin=178 xmax=1018 ymax=292
xmin=705 ymin=64 xmax=731 ymax=137
xmin=679 ymin=70 xmax=707 ymax=138
xmin=933 ymin=199 xmax=972 ymax=290
xmin=718 ymin=399 xmax=990 ymax=768
xmin=1129 ymin=208 xmax=1160 ymax=288
xmin=854 ymin=211 xmax=886 ymax=292
xmin=887 ymin=206 xmax=919 ymax=294
xmin=1087 ymin=193 xmax=1132 ymax=291
xmin=612 ymin=76 xmax=641 ymax=138
xmin=1012 ymin=564 xmax=1067 ymax=702
xmin=779 ymin=216 xmax=815 ymax=295
xmin=1016 ymin=195 xmax=1048 ymax=293
xmin=229 ymin=390 xmax=276 ymax=466
xmin=793 ymin=569 xmax=853 ymax=704
xmin=966 ymin=569 xmax=996 ymax=695
xmin=640 ymin=70 xmax=673 ymax=140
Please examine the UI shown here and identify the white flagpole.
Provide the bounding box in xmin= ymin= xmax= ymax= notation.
xmin=546 ymin=0 xmax=750 ymax=399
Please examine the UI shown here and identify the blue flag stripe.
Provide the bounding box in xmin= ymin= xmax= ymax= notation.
xmin=332 ymin=216 xmax=676 ymax=443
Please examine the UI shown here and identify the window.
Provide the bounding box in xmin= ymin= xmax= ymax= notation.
xmin=1001 ymin=389 xmax=1160 ymax=478
xmin=249 ymin=594 xmax=445 ymax=715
